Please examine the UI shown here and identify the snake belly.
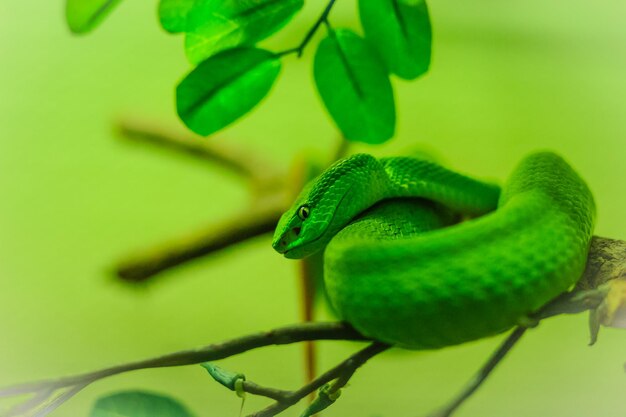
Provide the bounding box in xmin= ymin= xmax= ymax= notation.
xmin=322 ymin=152 xmax=595 ymax=349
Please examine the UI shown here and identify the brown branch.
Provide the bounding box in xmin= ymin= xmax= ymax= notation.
xmin=115 ymin=198 xmax=286 ymax=282
xmin=116 ymin=119 xmax=282 ymax=187
xmin=576 ymin=236 xmax=626 ymax=291
xmin=112 ymin=122 xmax=352 ymax=285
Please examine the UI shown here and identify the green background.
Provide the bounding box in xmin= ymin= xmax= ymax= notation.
xmin=1 ymin=1 xmax=625 ymax=416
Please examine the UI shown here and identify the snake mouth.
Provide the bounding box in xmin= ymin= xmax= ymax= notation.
xmin=280 ymin=189 xmax=353 ymax=259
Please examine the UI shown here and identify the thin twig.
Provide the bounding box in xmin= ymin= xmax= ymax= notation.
xmin=327 ymin=342 xmax=389 ymax=395
xmin=429 ymin=327 xmax=527 ymax=417
xmin=247 ymin=342 xmax=389 ymax=417
xmin=0 ymin=322 xmax=368 ymax=398
xmin=277 ymin=0 xmax=338 ymax=57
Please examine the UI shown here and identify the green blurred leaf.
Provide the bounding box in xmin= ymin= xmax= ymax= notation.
xmin=314 ymin=29 xmax=396 ymax=144
xmin=158 ymin=0 xmax=197 ymax=33
xmin=90 ymin=391 xmax=195 ymax=417
xmin=201 ymin=362 xmax=245 ymax=390
xmin=184 ymin=0 xmax=304 ymax=64
xmin=177 ymin=47 xmax=281 ymax=136
xmin=66 ymin=0 xmax=123 ymax=34
xmin=359 ymin=0 xmax=432 ymax=80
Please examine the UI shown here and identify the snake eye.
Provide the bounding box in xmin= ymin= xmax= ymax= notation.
xmin=297 ymin=205 xmax=310 ymax=220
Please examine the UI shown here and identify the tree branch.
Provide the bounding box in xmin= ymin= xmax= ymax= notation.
xmin=428 ymin=327 xmax=527 ymax=417
xmin=113 ymin=123 xmax=353 ymax=284
xmin=0 ymin=322 xmax=367 ymax=399
xmin=246 ymin=342 xmax=389 ymax=417
xmin=115 ymin=197 xmax=286 ymax=282
xmin=116 ymin=118 xmax=283 ymax=190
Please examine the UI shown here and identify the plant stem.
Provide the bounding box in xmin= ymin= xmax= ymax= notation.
xmin=429 ymin=327 xmax=527 ymax=417
xmin=277 ymin=0 xmax=338 ymax=57
xmin=247 ymin=342 xmax=389 ymax=417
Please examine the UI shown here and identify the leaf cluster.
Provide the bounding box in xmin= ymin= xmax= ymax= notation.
xmin=66 ymin=0 xmax=433 ymax=144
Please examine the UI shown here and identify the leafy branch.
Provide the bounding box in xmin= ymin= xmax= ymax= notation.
xmin=278 ymin=0 xmax=337 ymax=58
xmin=2 ymin=236 xmax=624 ymax=417
xmin=66 ymin=0 xmax=433 ymax=143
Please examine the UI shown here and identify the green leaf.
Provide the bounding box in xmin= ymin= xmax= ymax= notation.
xmin=201 ymin=362 xmax=245 ymax=390
xmin=177 ymin=47 xmax=281 ymax=136
xmin=90 ymin=391 xmax=195 ymax=417
xmin=314 ymin=29 xmax=396 ymax=144
xmin=158 ymin=0 xmax=197 ymax=33
xmin=65 ymin=0 xmax=123 ymax=34
xmin=359 ymin=0 xmax=432 ymax=80
xmin=184 ymin=0 xmax=304 ymax=64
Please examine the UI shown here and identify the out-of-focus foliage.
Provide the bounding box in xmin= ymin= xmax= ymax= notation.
xmin=66 ymin=0 xmax=123 ymax=34
xmin=158 ymin=0 xmax=196 ymax=33
xmin=90 ymin=391 xmax=195 ymax=417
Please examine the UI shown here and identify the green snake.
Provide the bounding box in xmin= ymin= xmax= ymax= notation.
xmin=272 ymin=152 xmax=595 ymax=349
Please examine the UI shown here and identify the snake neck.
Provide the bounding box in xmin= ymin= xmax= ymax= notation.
xmin=378 ymin=157 xmax=501 ymax=215
xmin=319 ymin=156 xmax=501 ymax=249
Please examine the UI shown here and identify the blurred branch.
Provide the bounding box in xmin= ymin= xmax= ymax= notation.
xmin=116 ymin=118 xmax=284 ymax=191
xmin=115 ymin=196 xmax=286 ymax=282
xmin=113 ymin=121 xmax=352 ymax=284
xmin=112 ymin=118 xmax=294 ymax=282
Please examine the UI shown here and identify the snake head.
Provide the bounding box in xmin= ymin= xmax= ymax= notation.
xmin=272 ymin=199 xmax=316 ymax=259
xmin=272 ymin=154 xmax=383 ymax=259
xmin=272 ymin=189 xmax=351 ymax=259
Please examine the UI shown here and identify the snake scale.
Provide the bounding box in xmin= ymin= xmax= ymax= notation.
xmin=272 ymin=152 xmax=595 ymax=349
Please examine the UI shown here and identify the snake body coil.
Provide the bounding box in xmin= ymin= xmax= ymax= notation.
xmin=273 ymin=152 xmax=595 ymax=349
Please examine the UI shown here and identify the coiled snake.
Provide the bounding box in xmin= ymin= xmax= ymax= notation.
xmin=272 ymin=152 xmax=595 ymax=349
